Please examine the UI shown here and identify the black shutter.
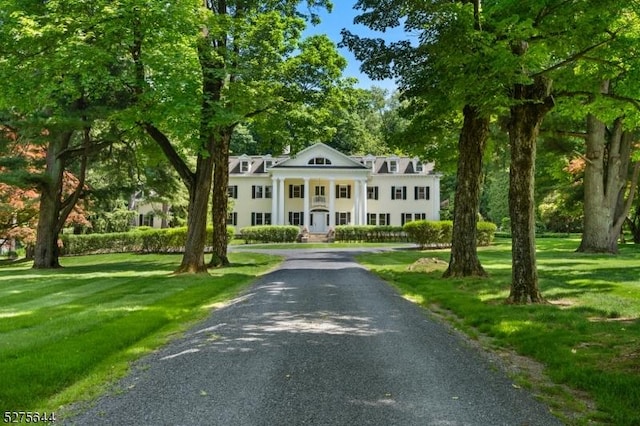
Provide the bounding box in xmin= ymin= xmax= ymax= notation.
xmin=251 ymin=213 xmax=256 ymax=226
xmin=289 ymin=185 xmax=293 ymax=198
xmin=414 ymin=186 xmax=418 ymax=200
xmin=347 ymin=212 xmax=351 ymax=224
xmin=252 ymin=186 xmax=256 ymax=199
xmin=403 ymin=186 xmax=407 ymax=200
xmin=375 ymin=187 xmax=379 ymax=200
xmin=300 ymin=211 xmax=304 ymax=226
xmin=426 ymin=186 xmax=430 ymax=200
xmin=347 ymin=185 xmax=351 ymax=199
xmin=301 ymin=184 xmax=305 ymax=198
xmin=288 ymin=211 xmax=293 ymax=224
xmin=391 ymin=186 xmax=396 ymax=200
xmin=386 ymin=214 xmax=390 ymax=225
xmin=335 ymin=184 xmax=340 ymax=199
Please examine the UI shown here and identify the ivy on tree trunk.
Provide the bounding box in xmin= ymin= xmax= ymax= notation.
xmin=506 ymin=76 xmax=553 ymax=304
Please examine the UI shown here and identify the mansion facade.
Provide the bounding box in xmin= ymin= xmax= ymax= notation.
xmin=228 ymin=143 xmax=441 ymax=232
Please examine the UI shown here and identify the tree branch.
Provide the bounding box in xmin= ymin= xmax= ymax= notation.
xmin=532 ymin=34 xmax=616 ymax=78
xmin=141 ymin=122 xmax=195 ymax=191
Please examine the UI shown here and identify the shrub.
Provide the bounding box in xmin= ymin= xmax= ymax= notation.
xmin=476 ymin=221 xmax=497 ymax=246
xmin=240 ymin=226 xmax=299 ymax=244
xmin=334 ymin=226 xmax=406 ymax=243
xmin=403 ymin=220 xmax=497 ymax=248
xmin=60 ymin=226 xmax=235 ymax=255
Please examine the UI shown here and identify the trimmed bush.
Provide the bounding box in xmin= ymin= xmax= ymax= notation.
xmin=477 ymin=221 xmax=497 ymax=246
xmin=240 ymin=225 xmax=299 ymax=244
xmin=60 ymin=226 xmax=235 ymax=256
xmin=334 ymin=226 xmax=406 ymax=243
xmin=403 ymin=220 xmax=497 ymax=248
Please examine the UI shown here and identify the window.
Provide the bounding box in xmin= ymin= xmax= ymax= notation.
xmin=315 ymin=186 xmax=325 ymax=196
xmin=227 ymin=212 xmax=238 ymax=226
xmin=414 ymin=186 xmax=430 ymax=200
xmin=415 ymin=162 xmax=424 ymax=173
xmin=289 ymin=184 xmax=304 ymax=198
xmin=414 ymin=213 xmax=426 ymax=221
xmin=228 ymin=185 xmax=238 ymax=199
xmin=288 ymin=211 xmax=304 ymax=225
xmin=365 ymin=160 xmax=375 ymax=169
xmin=240 ymin=160 xmax=251 ymax=173
xmin=401 ymin=213 xmax=414 ymax=226
xmin=251 ymin=212 xmax=271 ymax=226
xmin=389 ymin=160 xmax=398 ymax=173
xmin=264 ymin=160 xmax=273 ymax=169
xmin=336 ymin=212 xmax=351 ymax=225
xmin=378 ymin=213 xmax=390 ymax=226
xmin=251 ymin=185 xmax=272 ymax=199
xmin=391 ymin=186 xmax=407 ymax=200
xmin=367 ymin=186 xmax=379 ymax=200
xmin=139 ymin=214 xmax=154 ymax=227
xmin=308 ymin=157 xmax=332 ymax=165
xmin=336 ymin=184 xmax=351 ymax=199
xmin=367 ymin=213 xmax=377 ymax=225
xmin=252 ymin=185 xmax=264 ymax=199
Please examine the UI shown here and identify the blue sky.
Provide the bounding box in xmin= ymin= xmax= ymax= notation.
xmin=302 ymin=2 xmax=406 ymax=93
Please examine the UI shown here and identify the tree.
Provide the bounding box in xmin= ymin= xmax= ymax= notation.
xmin=343 ymin=0 xmax=628 ymax=302
xmin=343 ymin=0 xmax=495 ymax=278
xmin=0 ymin=0 xmax=137 ymax=268
xmin=131 ymin=1 xmax=346 ymax=272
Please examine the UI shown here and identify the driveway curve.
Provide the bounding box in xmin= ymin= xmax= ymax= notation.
xmin=64 ymin=248 xmax=562 ymax=426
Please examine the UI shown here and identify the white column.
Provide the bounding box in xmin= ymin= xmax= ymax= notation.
xmin=303 ymin=177 xmax=310 ymax=230
xmin=329 ymin=178 xmax=335 ymax=228
xmin=279 ymin=178 xmax=285 ymax=225
xmin=362 ymin=179 xmax=368 ymax=225
xmin=271 ymin=176 xmax=278 ymax=225
xmin=354 ymin=180 xmax=361 ymax=225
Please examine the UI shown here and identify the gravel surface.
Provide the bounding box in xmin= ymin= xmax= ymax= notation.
xmin=64 ymin=248 xmax=562 ymax=426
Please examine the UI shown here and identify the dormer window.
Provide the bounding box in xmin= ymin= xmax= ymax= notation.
xmin=263 ymin=155 xmax=274 ymax=169
xmin=363 ymin=154 xmax=376 ymax=170
xmin=414 ymin=159 xmax=424 ymax=173
xmin=389 ymin=159 xmax=398 ymax=173
xmin=308 ymin=157 xmax=332 ymax=165
xmin=240 ymin=160 xmax=251 ymax=173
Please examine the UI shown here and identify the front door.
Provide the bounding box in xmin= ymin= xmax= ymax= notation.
xmin=310 ymin=211 xmax=329 ymax=233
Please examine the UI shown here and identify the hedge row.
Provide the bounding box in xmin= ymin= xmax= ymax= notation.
xmin=330 ymin=221 xmax=497 ymax=247
xmin=334 ymin=226 xmax=407 ymax=243
xmin=239 ymin=226 xmax=299 ymax=244
xmin=60 ymin=226 xmax=235 ymax=256
xmin=404 ymin=220 xmax=497 ymax=248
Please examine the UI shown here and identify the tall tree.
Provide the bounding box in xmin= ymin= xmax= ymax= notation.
xmin=0 ymin=0 xmax=130 ymax=268
xmin=131 ymin=1 xmax=345 ymax=272
xmin=343 ymin=0 xmax=495 ymax=278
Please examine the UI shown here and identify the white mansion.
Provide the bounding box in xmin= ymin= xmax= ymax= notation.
xmin=227 ymin=143 xmax=441 ymax=232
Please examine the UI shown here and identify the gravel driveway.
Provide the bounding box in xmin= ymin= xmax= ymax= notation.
xmin=64 ymin=248 xmax=562 ymax=425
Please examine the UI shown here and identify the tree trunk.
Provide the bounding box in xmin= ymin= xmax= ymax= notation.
xmin=577 ymin=114 xmax=637 ymax=254
xmin=506 ymin=76 xmax=553 ymax=304
xmin=443 ymin=105 xmax=490 ymax=278
xmin=174 ymin=150 xmax=215 ymax=274
xmin=209 ymin=129 xmax=231 ymax=267
xmin=32 ymin=133 xmax=71 ymax=269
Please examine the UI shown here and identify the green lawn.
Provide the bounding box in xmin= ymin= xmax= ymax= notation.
xmin=0 ymin=252 xmax=281 ymax=415
xmin=357 ymin=238 xmax=640 ymax=425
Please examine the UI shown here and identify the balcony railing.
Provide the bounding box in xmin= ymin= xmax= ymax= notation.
xmin=312 ymin=195 xmax=327 ymax=207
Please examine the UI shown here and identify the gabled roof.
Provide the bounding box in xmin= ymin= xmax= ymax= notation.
xmin=271 ymin=143 xmax=368 ymax=169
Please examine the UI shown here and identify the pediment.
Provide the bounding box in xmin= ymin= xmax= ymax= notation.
xmin=272 ymin=143 xmax=367 ymax=169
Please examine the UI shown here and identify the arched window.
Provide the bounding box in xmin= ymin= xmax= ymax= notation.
xmin=308 ymin=157 xmax=332 ymax=165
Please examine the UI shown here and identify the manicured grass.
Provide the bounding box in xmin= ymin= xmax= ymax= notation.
xmin=357 ymin=238 xmax=640 ymax=425
xmin=0 ymin=252 xmax=281 ymax=415
xmin=232 ymin=242 xmax=412 ymax=250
